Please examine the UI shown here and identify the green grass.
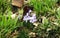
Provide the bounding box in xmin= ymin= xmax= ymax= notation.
xmin=0 ymin=0 xmax=22 ymax=38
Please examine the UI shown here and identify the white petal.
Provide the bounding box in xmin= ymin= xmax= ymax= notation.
xmin=29 ymin=10 xmax=32 ymax=13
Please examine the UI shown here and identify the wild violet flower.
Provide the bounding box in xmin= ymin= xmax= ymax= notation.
xmin=23 ymin=10 xmax=37 ymax=23
xmin=23 ymin=15 xmax=31 ymax=22
xmin=23 ymin=10 xmax=32 ymax=22
xmin=29 ymin=14 xmax=37 ymax=23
